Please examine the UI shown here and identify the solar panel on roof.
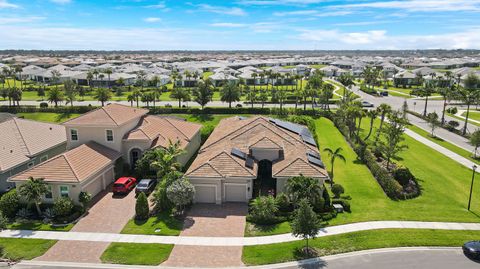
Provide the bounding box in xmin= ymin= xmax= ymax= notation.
xmin=231 ymin=148 xmax=247 ymax=160
xmin=245 ymin=157 xmax=254 ymax=168
xmin=307 ymin=151 xmax=321 ymax=159
xmin=307 ymin=155 xmax=325 ymax=168
xmin=301 ymin=134 xmax=317 ymax=146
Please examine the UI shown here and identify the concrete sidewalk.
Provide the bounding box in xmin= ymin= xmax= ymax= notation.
xmin=2 ymin=221 xmax=480 ymax=247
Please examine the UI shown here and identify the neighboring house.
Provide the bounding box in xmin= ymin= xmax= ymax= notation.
xmin=319 ymin=65 xmax=349 ymax=77
xmin=1 ymin=117 xmax=67 ymax=192
xmin=185 ymin=116 xmax=329 ymax=204
xmin=9 ymin=104 xmax=201 ymax=203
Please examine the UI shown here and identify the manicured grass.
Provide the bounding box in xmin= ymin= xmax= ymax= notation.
xmin=101 ymin=243 xmax=173 ymax=265
xmin=17 ymin=112 xmax=81 ymax=123
xmin=242 ymin=229 xmax=480 ymax=265
xmin=446 ymin=112 xmax=480 ymax=127
xmin=121 ymin=211 xmax=183 ymax=236
xmin=407 ymin=124 xmax=479 ymax=164
xmin=462 ymin=111 xmax=480 ymax=122
xmin=309 ymin=64 xmax=327 ymax=69
xmin=7 ymin=221 xmax=73 ymax=231
xmin=245 ymin=221 xmax=292 ymax=237
xmin=0 ymin=238 xmax=57 ymax=261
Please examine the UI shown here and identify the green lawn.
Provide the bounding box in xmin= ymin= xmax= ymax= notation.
xmin=407 ymin=124 xmax=479 ymax=164
xmin=447 ymin=112 xmax=480 ymax=127
xmin=101 ymin=243 xmax=173 ymax=265
xmin=7 ymin=221 xmax=73 ymax=231
xmin=121 ymin=211 xmax=183 ymax=236
xmin=0 ymin=238 xmax=57 ymax=261
xmin=462 ymin=111 xmax=480 ymax=122
xmin=245 ymin=221 xmax=292 ymax=237
xmin=309 ymin=64 xmax=327 ymax=69
xmin=17 ymin=112 xmax=81 ymax=123
xmin=242 ymin=229 xmax=480 ymax=265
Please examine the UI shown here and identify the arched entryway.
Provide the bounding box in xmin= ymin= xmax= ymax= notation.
xmin=254 ymin=159 xmax=276 ymax=197
xmin=130 ymin=148 xmax=142 ymax=170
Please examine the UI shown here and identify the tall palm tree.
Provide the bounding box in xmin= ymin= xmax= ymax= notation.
xmin=94 ymin=87 xmax=112 ymax=106
xmin=127 ymin=93 xmax=135 ymax=107
xmin=220 ymin=80 xmax=241 ymax=108
xmin=364 ymin=109 xmax=378 ymax=140
xmin=86 ymin=71 xmax=94 ymax=90
xmin=150 ymin=140 xmax=186 ymax=178
xmin=337 ymin=73 xmax=354 ymax=99
xmin=323 ymin=147 xmax=346 ymax=185
xmin=374 ymin=103 xmax=392 ymax=145
xmin=284 ymin=175 xmax=323 ymax=205
xmin=18 ymin=177 xmax=48 ymax=216
xmin=47 ymin=87 xmax=64 ymax=107
xmin=459 ymin=73 xmax=480 ymax=135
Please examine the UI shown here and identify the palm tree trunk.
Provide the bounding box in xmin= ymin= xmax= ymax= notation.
xmin=441 ymin=97 xmax=447 ymax=125
xmin=375 ymin=116 xmax=385 ymax=144
xmin=423 ymin=96 xmax=429 ymax=117
xmin=463 ymin=103 xmax=471 ymax=135
xmin=365 ymin=118 xmax=375 ymax=140
xmin=35 ymin=203 xmax=42 ymax=216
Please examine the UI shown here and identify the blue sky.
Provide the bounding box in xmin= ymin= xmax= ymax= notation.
xmin=0 ymin=0 xmax=479 ymax=50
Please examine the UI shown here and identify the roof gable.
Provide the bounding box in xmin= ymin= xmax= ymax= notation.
xmin=64 ymin=104 xmax=148 ymax=127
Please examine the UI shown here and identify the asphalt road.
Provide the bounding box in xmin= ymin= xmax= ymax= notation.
xmin=10 ymin=248 xmax=480 ymax=269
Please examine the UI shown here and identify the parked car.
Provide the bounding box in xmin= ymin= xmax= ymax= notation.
xmin=135 ymin=178 xmax=157 ymax=195
xmin=112 ymin=177 xmax=137 ymax=194
xmin=463 ymin=241 xmax=480 ymax=260
xmin=236 ymin=103 xmax=243 ymax=108
xmin=361 ymin=101 xmax=375 ymax=107
xmin=380 ymin=91 xmax=389 ymax=96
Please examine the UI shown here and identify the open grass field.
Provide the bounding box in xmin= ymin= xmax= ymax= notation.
xmin=242 ymin=229 xmax=480 ymax=265
xmin=101 ymin=243 xmax=173 ymax=265
xmin=462 ymin=111 xmax=480 ymax=122
xmin=17 ymin=112 xmax=81 ymax=123
xmin=0 ymin=238 xmax=57 ymax=261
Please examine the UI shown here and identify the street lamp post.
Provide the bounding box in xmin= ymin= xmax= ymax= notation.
xmin=468 ymin=164 xmax=478 ymax=211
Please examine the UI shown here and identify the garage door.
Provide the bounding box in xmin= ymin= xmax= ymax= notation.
xmin=84 ymin=175 xmax=103 ymax=197
xmin=194 ymin=185 xmax=216 ymax=203
xmin=225 ymin=184 xmax=247 ymax=202
xmin=104 ymin=168 xmax=114 ymax=183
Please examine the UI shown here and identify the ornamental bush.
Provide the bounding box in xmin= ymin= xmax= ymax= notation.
xmin=0 ymin=189 xmax=20 ymax=218
xmin=135 ymin=192 xmax=149 ymax=220
xmin=249 ymin=196 xmax=278 ymax=224
xmin=275 ymin=193 xmax=292 ymax=213
xmin=53 ymin=197 xmax=74 ymax=217
xmin=393 ymin=167 xmax=415 ymax=187
xmin=331 ymin=184 xmax=345 ymax=198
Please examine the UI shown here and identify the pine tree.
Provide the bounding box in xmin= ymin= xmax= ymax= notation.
xmin=135 ymin=192 xmax=149 ymax=220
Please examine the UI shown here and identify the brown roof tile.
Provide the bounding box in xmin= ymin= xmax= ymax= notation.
xmin=63 ymin=103 xmax=148 ymax=127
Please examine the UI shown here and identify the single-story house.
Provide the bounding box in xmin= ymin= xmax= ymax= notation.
xmin=185 ymin=116 xmax=329 ymax=204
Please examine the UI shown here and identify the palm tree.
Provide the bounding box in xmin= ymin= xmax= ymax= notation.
xmin=337 ymin=73 xmax=354 ymax=99
xmin=220 ymin=80 xmax=241 ymax=108
xmin=18 ymin=177 xmax=48 ymax=216
xmin=150 ymin=140 xmax=186 ymax=178
xmin=50 ymin=70 xmax=61 ymax=90
xmin=170 ymin=87 xmax=190 ymax=108
xmin=127 ymin=93 xmax=135 ymax=106
xmin=136 ymin=70 xmax=147 ymax=91
xmin=192 ymin=79 xmax=213 ymax=109
xmin=64 ymin=79 xmax=77 ymax=107
xmin=98 ymin=73 xmax=105 ymax=88
xmin=86 ymin=71 xmax=94 ymax=90
xmin=133 ymin=89 xmax=141 ymax=107
xmin=459 ymin=73 xmax=480 ymax=135
xmin=104 ymin=68 xmax=113 ymax=88
xmin=374 ymin=103 xmax=392 ymax=145
xmin=94 ymin=88 xmax=112 ymax=106
xmin=47 ymin=87 xmax=64 ymax=107
xmin=284 ymin=175 xmax=323 ymax=206
xmin=364 ymin=109 xmax=378 ymax=140
xmin=323 ymin=147 xmax=346 ymax=185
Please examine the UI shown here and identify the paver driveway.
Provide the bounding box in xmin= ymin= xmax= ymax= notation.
xmin=37 ymin=188 xmax=136 ymax=263
xmin=163 ymin=203 xmax=248 ymax=267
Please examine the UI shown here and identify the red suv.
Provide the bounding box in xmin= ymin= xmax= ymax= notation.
xmin=112 ymin=177 xmax=137 ymax=194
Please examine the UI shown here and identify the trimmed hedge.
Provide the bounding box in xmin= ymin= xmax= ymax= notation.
xmin=0 ymin=105 xmax=96 ymax=114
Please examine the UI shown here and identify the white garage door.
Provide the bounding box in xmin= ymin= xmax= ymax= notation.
xmin=104 ymin=168 xmax=114 ymax=183
xmin=225 ymin=184 xmax=247 ymax=202
xmin=194 ymin=185 xmax=216 ymax=203
xmin=84 ymin=175 xmax=103 ymax=197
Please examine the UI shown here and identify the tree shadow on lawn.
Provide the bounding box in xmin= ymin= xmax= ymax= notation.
xmin=55 ymin=112 xmax=78 ymax=123
xmin=293 ymin=247 xmax=328 ymax=269
xmin=190 ymin=114 xmax=214 ymax=123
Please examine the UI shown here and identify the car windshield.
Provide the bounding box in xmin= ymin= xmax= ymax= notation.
xmin=113 ymin=183 xmax=124 ymax=188
xmin=138 ymin=182 xmax=148 ymax=187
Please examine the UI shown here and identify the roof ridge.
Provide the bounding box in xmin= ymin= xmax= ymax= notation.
xmin=102 ymin=106 xmax=120 ymax=126
xmin=11 ymin=118 xmax=32 ymax=156
xmin=201 ymin=116 xmax=263 ymax=150
xmin=63 ymin=149 xmax=81 ymax=182
xmin=215 ymin=151 xmax=256 ymax=176
xmin=163 ymin=117 xmax=189 ymax=140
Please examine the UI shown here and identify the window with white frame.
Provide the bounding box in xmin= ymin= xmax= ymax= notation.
xmin=27 ymin=161 xmax=35 ymax=168
xmin=59 ymin=186 xmax=69 ymax=198
xmin=106 ymin=129 xmax=114 ymax=142
xmin=70 ymin=129 xmax=78 ymax=141
xmin=40 ymin=155 xmax=48 ymax=163
xmin=45 ymin=185 xmax=53 ymax=199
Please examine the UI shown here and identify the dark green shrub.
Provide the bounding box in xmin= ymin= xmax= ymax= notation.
xmin=321 ymin=211 xmax=337 ymax=221
xmin=322 ymin=186 xmax=331 ymax=209
xmin=275 ymin=193 xmax=292 ymax=213
xmin=39 ymin=102 xmax=48 ymax=108
xmin=446 ymin=120 xmax=460 ymax=131
xmin=393 ymin=167 xmax=415 ymax=187
xmin=78 ymin=191 xmax=92 ymax=210
xmin=249 ymin=196 xmax=278 ymax=224
xmin=446 ymin=107 xmax=458 ymax=114
xmin=0 ymin=189 xmax=20 ymax=218
xmin=135 ymin=192 xmax=149 ymax=220
xmin=53 ymin=197 xmax=74 ymax=217
xmin=331 ymin=184 xmax=345 ymax=198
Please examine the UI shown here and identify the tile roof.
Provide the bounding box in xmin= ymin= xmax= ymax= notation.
xmin=63 ymin=103 xmax=148 ymax=127
xmin=0 ymin=117 xmax=66 ymax=172
xmin=10 ymin=142 xmax=121 ymax=183
xmin=124 ymin=115 xmax=202 ymax=149
xmin=186 ymin=116 xmax=328 ymax=179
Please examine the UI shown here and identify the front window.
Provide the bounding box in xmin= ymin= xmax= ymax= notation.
xmin=40 ymin=155 xmax=48 ymax=163
xmin=70 ymin=129 xmax=78 ymax=141
xmin=45 ymin=186 xmax=53 ymax=199
xmin=106 ymin=129 xmax=114 ymax=142
xmin=59 ymin=186 xmax=69 ymax=198
xmin=28 ymin=161 xmax=35 ymax=168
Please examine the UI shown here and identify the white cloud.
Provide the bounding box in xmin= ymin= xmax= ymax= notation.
xmin=50 ymin=0 xmax=72 ymax=4
xmin=145 ymin=1 xmax=166 ymax=9
xmin=274 ymin=10 xmax=352 ymax=17
xmin=334 ymin=20 xmax=397 ymax=26
xmin=0 ymin=16 xmax=45 ymax=24
xmin=237 ymin=0 xmax=326 ymax=5
xmin=196 ymin=4 xmax=247 ymax=16
xmin=143 ymin=17 xmax=161 ymax=23
xmin=333 ymin=0 xmax=480 ymax=12
xmin=210 ymin=22 xmax=247 ymax=27
xmin=296 ymin=27 xmax=480 ymax=49
xmin=0 ymin=0 xmax=19 ymax=8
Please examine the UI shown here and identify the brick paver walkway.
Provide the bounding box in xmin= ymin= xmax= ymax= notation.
xmin=162 ymin=203 xmax=248 ymax=267
xmin=36 ymin=188 xmax=136 ymax=263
